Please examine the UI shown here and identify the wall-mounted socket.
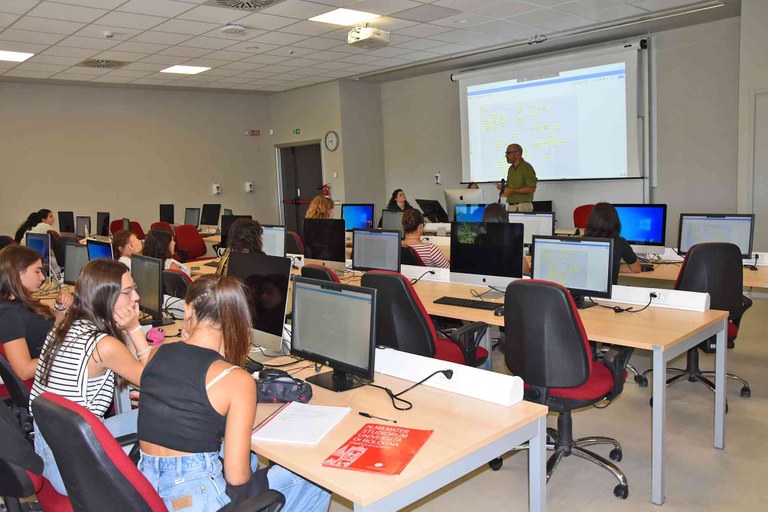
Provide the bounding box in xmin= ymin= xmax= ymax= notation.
xmin=244 ymin=182 xmax=253 ymax=193
xmin=212 ymin=183 xmax=221 ymax=195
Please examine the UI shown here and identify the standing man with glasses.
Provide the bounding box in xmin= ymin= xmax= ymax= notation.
xmin=496 ymin=143 xmax=537 ymax=212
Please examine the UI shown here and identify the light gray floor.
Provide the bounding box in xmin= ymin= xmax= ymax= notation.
xmin=330 ymin=299 xmax=768 ymax=512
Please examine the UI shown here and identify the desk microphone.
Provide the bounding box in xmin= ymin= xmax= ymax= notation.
xmin=498 ymin=178 xmax=506 ymax=204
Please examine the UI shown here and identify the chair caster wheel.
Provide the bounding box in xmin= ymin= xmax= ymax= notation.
xmin=488 ymin=458 xmax=503 ymax=471
xmin=614 ymin=484 xmax=629 ymax=499
xmin=741 ymin=387 xmax=751 ymax=398
xmin=634 ymin=375 xmax=648 ymax=387
xmin=609 ymin=448 xmax=622 ymax=462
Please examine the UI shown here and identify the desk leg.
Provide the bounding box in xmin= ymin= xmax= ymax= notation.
xmin=714 ymin=318 xmax=727 ymax=449
xmin=529 ymin=416 xmax=546 ymax=512
xmin=651 ymin=347 xmax=666 ymax=506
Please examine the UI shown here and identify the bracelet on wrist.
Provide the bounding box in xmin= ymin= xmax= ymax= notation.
xmin=54 ymin=303 xmax=67 ymax=312
xmin=128 ymin=325 xmax=143 ymax=335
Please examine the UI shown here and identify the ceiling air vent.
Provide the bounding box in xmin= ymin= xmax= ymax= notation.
xmin=204 ymin=0 xmax=285 ymax=10
xmin=77 ymin=59 xmax=130 ymax=70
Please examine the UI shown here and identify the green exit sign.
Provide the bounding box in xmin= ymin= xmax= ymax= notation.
xmin=293 ymin=128 xmax=301 ymax=135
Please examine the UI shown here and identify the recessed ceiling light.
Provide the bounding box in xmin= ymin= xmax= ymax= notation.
xmin=309 ymin=8 xmax=380 ymax=26
xmin=0 ymin=50 xmax=34 ymax=62
xmin=160 ymin=65 xmax=210 ymax=75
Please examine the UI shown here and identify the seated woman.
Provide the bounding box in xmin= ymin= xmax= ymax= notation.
xmin=402 ymin=209 xmax=449 ymax=268
xmin=112 ymin=229 xmax=142 ymax=271
xmin=386 ymin=189 xmax=414 ymax=212
xmin=14 ymin=209 xmax=53 ymax=243
xmin=137 ymin=274 xmax=331 ymax=512
xmin=143 ymin=228 xmax=191 ymax=278
xmin=305 ymin=196 xmax=334 ymax=219
xmin=481 ymin=203 xmax=530 ymax=275
xmin=0 ymin=246 xmax=73 ymax=382
xmin=217 ymin=219 xmax=264 ymax=276
xmin=31 ymin=258 xmax=150 ymax=495
xmin=584 ymin=202 xmax=641 ymax=284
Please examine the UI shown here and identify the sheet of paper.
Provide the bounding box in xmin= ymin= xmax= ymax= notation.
xmin=252 ymin=402 xmax=351 ymax=445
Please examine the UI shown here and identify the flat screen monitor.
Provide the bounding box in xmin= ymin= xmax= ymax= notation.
xmin=58 ymin=211 xmax=74 ymax=233
xmin=131 ymin=255 xmax=172 ymax=327
xmin=184 ymin=208 xmax=200 ymax=227
xmin=380 ymin=210 xmax=404 ymax=236
xmin=531 ymin=236 xmax=614 ymax=308
xmin=449 ymin=222 xmax=524 ymax=288
xmin=352 ymin=229 xmax=401 ymax=272
xmin=122 ymin=218 xmax=130 ymax=231
xmin=415 ymin=199 xmax=449 ymax=223
xmin=341 ymin=204 xmax=375 ymax=231
xmin=262 ymin=225 xmax=285 ymax=257
xmin=678 ymin=213 xmax=755 ymax=258
xmin=444 ymin=189 xmax=484 ymax=221
xmin=63 ymin=244 xmax=88 ymax=285
xmin=302 ymin=219 xmax=346 ymax=263
xmin=227 ymin=252 xmax=292 ymax=353
xmin=200 ymin=204 xmax=221 ymax=227
xmin=25 ymin=233 xmax=51 ymax=278
xmin=291 ymin=276 xmax=376 ymax=392
xmin=454 ymin=204 xmax=487 ymax=222
xmin=220 ymin=215 xmax=252 ymax=249
xmin=96 ymin=212 xmax=110 ymax=237
xmin=614 ymin=204 xmax=667 ymax=254
xmin=86 ymin=239 xmax=113 ymax=260
xmin=159 ymin=204 xmax=174 ymax=224
xmin=508 ymin=212 xmax=555 ymax=245
xmin=76 ymin=216 xmax=91 ymax=239
xmin=223 ymin=208 xmax=233 ymax=217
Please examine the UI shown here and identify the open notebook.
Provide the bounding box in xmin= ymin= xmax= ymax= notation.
xmin=252 ymin=402 xmax=351 ymax=446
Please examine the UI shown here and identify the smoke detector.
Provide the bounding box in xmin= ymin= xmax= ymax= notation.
xmin=221 ymin=24 xmax=246 ymax=35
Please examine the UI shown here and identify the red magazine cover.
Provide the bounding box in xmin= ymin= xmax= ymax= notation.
xmin=322 ymin=423 xmax=433 ymax=475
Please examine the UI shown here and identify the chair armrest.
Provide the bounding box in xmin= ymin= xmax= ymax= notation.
xmin=445 ymin=322 xmax=488 ymax=366
xmin=602 ymin=346 xmax=634 ymax=399
xmin=227 ymin=490 xmax=285 ymax=512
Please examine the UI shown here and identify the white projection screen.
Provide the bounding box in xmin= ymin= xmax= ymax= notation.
xmin=458 ymin=42 xmax=644 ymax=184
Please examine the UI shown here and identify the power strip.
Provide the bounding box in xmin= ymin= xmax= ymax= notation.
xmin=604 ymin=284 xmax=709 ymax=312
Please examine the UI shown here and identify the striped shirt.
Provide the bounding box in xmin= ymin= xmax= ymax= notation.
xmin=408 ymin=243 xmax=449 ymax=268
xmin=30 ymin=320 xmax=115 ymax=418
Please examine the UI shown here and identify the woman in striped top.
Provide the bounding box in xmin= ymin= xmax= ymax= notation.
xmin=30 ymin=258 xmax=150 ymax=495
xmin=402 ymin=209 xmax=449 ymax=268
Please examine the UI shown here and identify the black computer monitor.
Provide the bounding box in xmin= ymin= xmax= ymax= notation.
xmin=200 ymin=204 xmax=221 ymax=227
xmin=76 ymin=216 xmax=91 ymax=239
xmin=25 ymin=233 xmax=51 ymax=278
xmin=86 ymin=239 xmax=113 ymax=260
xmin=291 ymin=276 xmax=377 ymax=392
xmin=678 ymin=213 xmax=755 ymax=258
xmin=341 ymin=204 xmax=375 ymax=231
xmin=302 ymin=219 xmax=346 ymax=262
xmin=444 ymin=189 xmax=484 ymax=221
xmin=380 ymin=210 xmax=404 ymax=236
xmin=415 ymin=199 xmax=449 ymax=223
xmin=96 ymin=212 xmax=110 ymax=236
xmin=449 ymin=222 xmax=524 ymax=288
xmin=184 ymin=208 xmax=200 ymax=227
xmin=63 ymin=244 xmax=89 ymax=285
xmin=131 ymin=254 xmax=173 ymax=327
xmin=159 ymin=204 xmax=174 ymax=224
xmin=122 ymin=218 xmax=130 ymax=231
xmin=531 ymin=236 xmax=614 ymax=309
xmin=614 ymin=204 xmax=667 ymax=254
xmin=221 ymin=215 xmax=252 ymax=248
xmin=454 ymin=204 xmax=487 ymax=222
xmin=262 ymin=225 xmax=285 ymax=257
xmin=227 ymin=252 xmax=292 ymax=353
xmin=351 ymin=229 xmax=401 ymax=272
xmin=58 ymin=211 xmax=75 ymax=233
xmin=508 ymin=212 xmax=555 ymax=245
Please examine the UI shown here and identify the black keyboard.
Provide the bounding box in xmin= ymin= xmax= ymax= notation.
xmin=433 ymin=296 xmax=501 ymax=311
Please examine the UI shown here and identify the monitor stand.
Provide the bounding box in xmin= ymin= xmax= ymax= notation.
xmin=483 ymin=289 xmax=505 ymax=300
xmin=307 ymin=370 xmax=365 ymax=392
xmin=572 ymin=295 xmax=597 ymax=310
xmin=140 ymin=315 xmax=175 ymax=327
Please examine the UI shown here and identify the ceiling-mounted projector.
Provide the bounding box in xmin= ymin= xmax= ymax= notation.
xmin=347 ymin=26 xmax=390 ymax=50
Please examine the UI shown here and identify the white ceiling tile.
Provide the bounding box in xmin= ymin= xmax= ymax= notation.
xmin=101 ymin=69 xmax=154 ymax=78
xmin=432 ymin=12 xmax=497 ymax=28
xmin=235 ymin=12 xmax=308 ymax=31
xmin=153 ymin=19 xmax=220 ymax=35
xmin=95 ymin=12 xmax=166 ymax=30
xmin=522 ymin=0 xmax=577 ymax=6
xmin=203 ymin=49 xmax=257 ymax=61
xmin=472 ymin=1 xmax=540 ymax=18
xmin=130 ymin=31 xmax=194 ymax=44
xmin=393 ymin=23 xmax=452 ymax=37
xmin=236 ymin=70 xmax=272 ymax=79
xmin=9 ymin=16 xmax=85 ymax=35
xmin=117 ymin=0 xmax=195 ymax=17
xmin=347 ymin=0 xmax=423 ymax=16
xmin=535 ymin=14 xmax=593 ymax=31
xmin=278 ymin=57 xmax=322 ymax=67
xmin=428 ymin=42 xmax=472 ymax=54
xmin=0 ymin=40 xmax=48 ymax=52
xmin=57 ymin=66 xmax=111 ymax=75
xmin=181 ymin=57 xmax=231 ymax=67
xmin=90 ymin=75 xmax=136 ymax=82
xmin=131 ymin=77 xmax=176 ymax=84
xmin=28 ymin=54 xmax=82 ymax=65
xmin=259 ymin=0 xmax=333 ymax=19
xmin=278 ymin=20 xmax=336 ymax=36
xmin=223 ymin=40 xmax=280 ymax=53
xmin=47 ymin=0 xmax=126 ymax=8
xmin=280 ymin=66 xmax=318 ymax=75
xmin=58 ymin=35 xmax=121 ymax=50
xmin=394 ymin=37 xmax=445 ymax=50
xmin=219 ymin=61 xmax=264 ymax=70
xmin=586 ymin=4 xmax=647 ymax=22
xmin=249 ymin=31 xmax=308 ymax=45
xmin=368 ymin=56 xmax=408 ymax=67
xmin=0 ymin=1 xmax=40 ymax=16
xmin=339 ymin=53 xmax=380 ymax=64
xmin=0 ymin=28 xmax=65 ymax=44
xmin=139 ymin=54 xmax=183 ymax=64
xmin=122 ymin=61 xmax=167 ymax=71
xmin=94 ymin=50 xmax=149 ymax=61
xmin=74 ymin=24 xmax=144 ymax=40
xmin=4 ymin=69 xmax=57 ymax=78
xmin=434 ymin=0 xmax=505 ymax=9
xmin=394 ymin=4 xmax=460 ymax=22
xmin=179 ymin=36 xmax=237 ymax=49
xmin=292 ymin=37 xmax=343 ymax=50
xmin=13 ymin=61 xmax=69 ymax=72
xmin=555 ymin=0 xmax=619 ymax=16
xmin=27 ymin=2 xmax=108 ymax=23
xmin=210 ymin=76 xmax=250 ymax=84
xmin=509 ymin=8 xmax=571 ymax=27
xmin=368 ymin=16 xmax=419 ymax=31
xmin=364 ymin=45 xmax=412 ymax=57
xmin=470 ymin=19 xmax=538 ymax=39
xmin=143 ymin=72 xmax=181 ymax=80
xmin=242 ymin=54 xmax=288 ymax=64
xmin=307 ymin=60 xmax=348 ymax=70
xmin=0 ymin=12 xmax=21 ymax=27
xmin=395 ymin=50 xmax=441 ymax=61
xmin=159 ymin=45 xmax=211 ymax=57
xmin=177 ymin=5 xmax=251 ymax=24
xmin=42 ymin=46 xmax=98 ymax=58
xmin=257 ymin=65 xmax=298 ymax=73
xmin=264 ymin=46 xmax=317 ymax=57
xmin=197 ymin=68 xmax=241 ymax=77
xmin=111 ymin=41 xmax=169 ymax=53
xmin=305 ymin=49 xmax=354 ymax=60
xmin=629 ymin=0 xmax=696 ymax=8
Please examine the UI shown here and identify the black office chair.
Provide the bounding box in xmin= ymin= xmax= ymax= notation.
xmin=163 ymin=269 xmax=192 ymax=299
xmin=0 ymin=353 xmax=33 ymax=439
xmin=642 ymin=242 xmax=751 ymax=401
xmin=285 ymin=231 xmax=304 ymax=255
xmin=400 ymin=246 xmax=425 ymax=266
xmin=491 ymin=279 xmax=632 ymax=499
xmin=301 ymin=264 xmax=340 ymax=282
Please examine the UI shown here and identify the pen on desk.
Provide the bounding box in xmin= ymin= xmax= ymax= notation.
xmin=359 ymin=412 xmax=397 ymax=423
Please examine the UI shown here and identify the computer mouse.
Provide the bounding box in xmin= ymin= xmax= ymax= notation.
xmin=641 ymin=263 xmax=655 ymax=272
xmin=494 ymin=306 xmax=505 ymax=316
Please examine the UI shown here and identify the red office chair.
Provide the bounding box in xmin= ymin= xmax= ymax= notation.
xmin=175 ymin=224 xmax=207 ymax=261
xmin=0 ymin=349 xmax=34 ymax=438
xmin=400 ymin=245 xmax=426 ymax=266
xmin=285 ymin=231 xmax=304 ymax=255
xmin=301 ymin=264 xmax=340 ymax=282
xmin=642 ymin=243 xmax=751 ymax=401
xmin=109 ymin=220 xmax=124 ymax=236
xmin=0 ymin=402 xmax=72 ymax=512
xmin=493 ymin=279 xmax=632 ymax=499
xmin=573 ymin=204 xmax=594 ymax=234
xmin=163 ymin=269 xmax=193 ymax=299
xmin=32 ymin=393 xmax=285 ymax=512
xmin=360 ymin=270 xmax=488 ymax=366
xmin=150 ymin=222 xmax=174 ymax=235
xmin=129 ymin=221 xmax=146 ymax=240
